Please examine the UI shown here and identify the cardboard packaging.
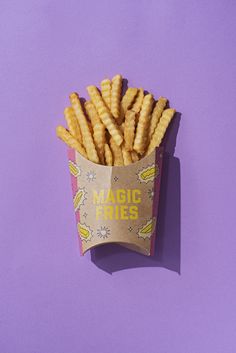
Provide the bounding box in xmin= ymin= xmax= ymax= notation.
xmin=67 ymin=147 xmax=163 ymax=256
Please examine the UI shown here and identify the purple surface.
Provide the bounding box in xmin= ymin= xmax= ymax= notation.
xmin=1 ymin=1 xmax=236 ymax=352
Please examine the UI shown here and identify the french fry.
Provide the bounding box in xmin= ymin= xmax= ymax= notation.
xmin=131 ymin=151 xmax=139 ymax=163
xmin=57 ymin=76 xmax=175 ymax=168
xmin=131 ymin=88 xmax=144 ymax=113
xmin=111 ymin=74 xmax=122 ymax=119
xmin=84 ymin=100 xmax=105 ymax=164
xmin=122 ymin=145 xmax=132 ymax=166
xmin=110 ymin=137 xmax=124 ymax=166
xmin=101 ymin=79 xmax=111 ymax=109
xmin=56 ymin=126 xmax=87 ymax=158
xmin=94 ymin=124 xmax=106 ymax=164
xmin=147 ymin=108 xmax=176 ymax=155
xmin=84 ymin=100 xmax=101 ymax=126
xmin=70 ymin=93 xmax=99 ymax=164
xmin=64 ymin=107 xmax=82 ymax=143
xmin=87 ymin=85 xmax=123 ymax=146
xmin=124 ymin=110 xmax=136 ymax=151
xmin=133 ymin=94 xmax=154 ymax=154
xmin=119 ymin=87 xmax=138 ymax=124
xmin=148 ymin=97 xmax=167 ymax=140
xmin=104 ymin=143 xmax=113 ymax=166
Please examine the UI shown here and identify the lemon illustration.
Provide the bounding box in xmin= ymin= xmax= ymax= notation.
xmin=68 ymin=160 xmax=81 ymax=177
xmin=73 ymin=188 xmax=87 ymax=211
xmin=137 ymin=218 xmax=156 ymax=240
xmin=140 ymin=222 xmax=153 ymax=234
xmin=78 ymin=222 xmax=93 ymax=241
xmin=138 ymin=164 xmax=158 ymax=183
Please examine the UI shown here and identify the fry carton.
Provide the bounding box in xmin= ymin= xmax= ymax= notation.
xmin=67 ymin=147 xmax=163 ymax=256
xmin=56 ymin=75 xmax=176 ymax=256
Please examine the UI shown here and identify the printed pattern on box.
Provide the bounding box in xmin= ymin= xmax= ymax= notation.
xmin=67 ymin=147 xmax=163 ymax=256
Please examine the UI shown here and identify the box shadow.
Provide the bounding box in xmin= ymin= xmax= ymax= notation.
xmin=90 ymin=113 xmax=181 ymax=274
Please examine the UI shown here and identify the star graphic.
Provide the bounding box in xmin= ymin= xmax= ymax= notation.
xmin=86 ymin=171 xmax=96 ymax=182
xmin=97 ymin=226 xmax=111 ymax=239
xmin=148 ymin=188 xmax=154 ymax=200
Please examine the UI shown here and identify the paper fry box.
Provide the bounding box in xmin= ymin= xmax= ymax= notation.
xmin=67 ymin=147 xmax=163 ymax=256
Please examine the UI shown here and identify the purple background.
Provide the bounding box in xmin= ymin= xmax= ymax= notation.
xmin=1 ymin=1 xmax=236 ymax=352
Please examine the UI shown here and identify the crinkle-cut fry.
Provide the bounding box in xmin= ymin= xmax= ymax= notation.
xmin=148 ymin=97 xmax=168 ymax=141
xmin=110 ymin=137 xmax=124 ymax=166
xmin=56 ymin=126 xmax=87 ymax=158
xmin=124 ymin=110 xmax=136 ymax=151
xmin=119 ymin=87 xmax=138 ymax=124
xmin=84 ymin=101 xmax=105 ymax=162
xmin=111 ymin=74 xmax=122 ymax=119
xmin=133 ymin=94 xmax=154 ymax=154
xmin=104 ymin=143 xmax=113 ymax=166
xmin=84 ymin=100 xmax=101 ymax=126
xmin=64 ymin=107 xmax=82 ymax=143
xmin=147 ymin=108 xmax=176 ymax=155
xmin=121 ymin=145 xmax=132 ymax=166
xmin=87 ymin=85 xmax=123 ymax=146
xmin=93 ymin=123 xmax=106 ymax=164
xmin=131 ymin=151 xmax=140 ymax=163
xmin=101 ymin=79 xmax=111 ymax=109
xmin=131 ymin=88 xmax=144 ymax=113
xmin=70 ymin=93 xmax=99 ymax=164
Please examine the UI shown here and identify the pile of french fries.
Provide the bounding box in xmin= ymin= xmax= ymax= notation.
xmin=56 ymin=74 xmax=175 ymax=166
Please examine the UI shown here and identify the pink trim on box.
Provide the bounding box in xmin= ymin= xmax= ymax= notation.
xmin=68 ymin=149 xmax=78 ymax=196
xmin=75 ymin=211 xmax=82 ymax=255
xmin=67 ymin=148 xmax=82 ymax=255
xmin=71 ymin=175 xmax=78 ymax=196
xmin=150 ymin=148 xmax=164 ymax=256
xmin=67 ymin=148 xmax=75 ymax=163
